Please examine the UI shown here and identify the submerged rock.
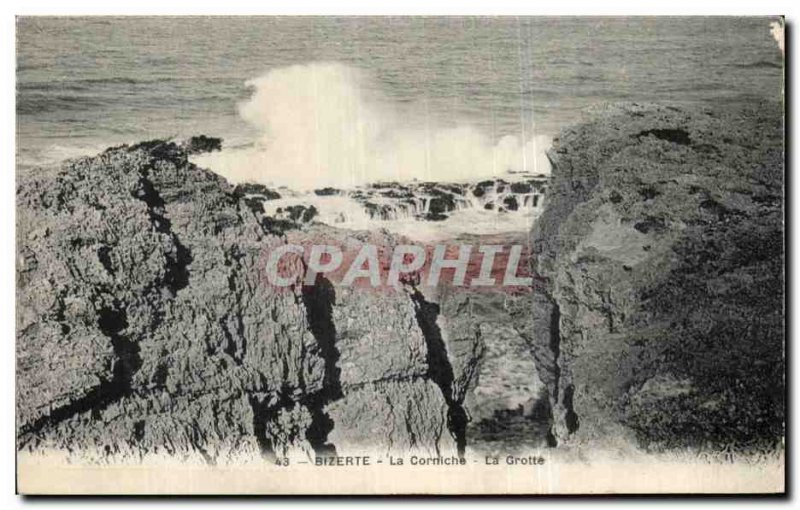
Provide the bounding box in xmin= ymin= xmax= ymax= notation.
xmin=530 ymin=103 xmax=784 ymax=451
xmin=182 ymin=135 xmax=222 ymax=155
xmin=233 ymin=182 xmax=282 ymax=200
xmin=313 ymin=187 xmax=341 ymax=196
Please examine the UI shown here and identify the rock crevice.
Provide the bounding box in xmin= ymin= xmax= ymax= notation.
xmin=16 ymin=140 xmax=473 ymax=462
xmin=407 ymin=286 xmax=468 ymax=456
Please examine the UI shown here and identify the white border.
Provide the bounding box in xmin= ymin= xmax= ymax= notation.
xmin=2 ymin=2 xmax=796 ymax=507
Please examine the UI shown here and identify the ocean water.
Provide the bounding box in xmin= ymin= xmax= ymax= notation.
xmin=16 ymin=16 xmax=783 ymax=237
xmin=17 ymin=17 xmax=783 ymax=169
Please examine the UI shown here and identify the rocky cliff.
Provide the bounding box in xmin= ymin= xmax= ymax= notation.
xmin=17 ymin=101 xmax=785 ymax=463
xmin=16 ymin=140 xmax=467 ymax=463
xmin=530 ymin=103 xmax=784 ymax=451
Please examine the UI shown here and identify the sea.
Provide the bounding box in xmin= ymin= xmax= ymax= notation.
xmin=16 ymin=16 xmax=784 ymax=238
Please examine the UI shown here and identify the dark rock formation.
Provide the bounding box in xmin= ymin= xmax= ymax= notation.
xmin=313 ymin=187 xmax=341 ymax=196
xmin=181 ymin=135 xmax=222 ymax=155
xmin=244 ymin=176 xmax=548 ymax=226
xmin=233 ymin=182 xmax=282 ymax=200
xmin=276 ymin=204 xmax=318 ymax=224
xmin=16 ymin=140 xmax=463 ymax=463
xmin=503 ymin=196 xmax=519 ymax=212
xmin=342 ymin=178 xmax=548 ymax=222
xmin=530 ymin=103 xmax=784 ymax=451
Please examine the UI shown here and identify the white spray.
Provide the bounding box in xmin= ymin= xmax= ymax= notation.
xmin=195 ymin=62 xmax=551 ymax=190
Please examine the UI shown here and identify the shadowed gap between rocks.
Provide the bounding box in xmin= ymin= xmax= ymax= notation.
xmin=547 ymin=297 xmax=580 ymax=440
xmin=132 ymin=166 xmax=192 ymax=293
xmin=301 ymin=275 xmax=342 ymax=457
xmin=220 ymin=247 xmax=247 ymax=363
xmin=520 ymin=293 xmax=566 ymax=447
xmin=21 ymin=151 xmax=192 ymax=446
xmin=19 ymin=301 xmax=140 ymax=440
xmin=549 ymin=301 xmax=562 ymax=402
xmin=635 ymin=128 xmax=691 ymax=146
xmin=408 ymin=287 xmax=468 ymax=456
xmin=247 ymin=393 xmax=283 ymax=462
xmin=562 ymin=384 xmax=580 ymax=434
xmin=245 ymin=275 xmax=342 ymax=461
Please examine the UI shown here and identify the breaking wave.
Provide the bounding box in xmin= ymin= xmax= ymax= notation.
xmin=194 ymin=62 xmax=552 ymax=190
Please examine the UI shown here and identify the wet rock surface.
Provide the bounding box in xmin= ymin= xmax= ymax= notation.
xmin=353 ymin=178 xmax=548 ymax=220
xmin=530 ymin=103 xmax=784 ymax=451
xmin=248 ymin=176 xmax=549 ymax=226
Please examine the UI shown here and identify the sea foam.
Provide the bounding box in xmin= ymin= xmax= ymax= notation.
xmin=194 ymin=62 xmax=551 ymax=190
